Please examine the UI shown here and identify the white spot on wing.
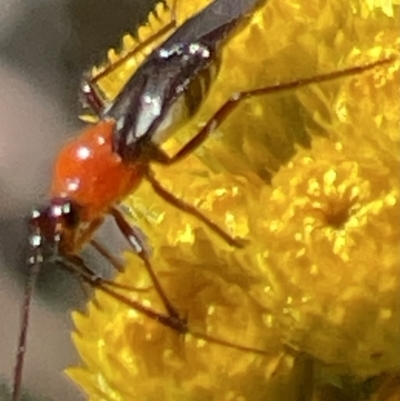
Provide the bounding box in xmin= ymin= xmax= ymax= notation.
xmin=135 ymin=94 xmax=162 ymax=138
xmin=151 ymin=95 xmax=185 ymax=145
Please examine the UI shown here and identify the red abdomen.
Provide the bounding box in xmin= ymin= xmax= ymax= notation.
xmin=51 ymin=120 xmax=143 ymax=221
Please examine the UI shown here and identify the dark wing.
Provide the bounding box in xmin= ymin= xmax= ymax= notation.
xmin=160 ymin=0 xmax=266 ymax=47
xmin=105 ymin=0 xmax=266 ymax=159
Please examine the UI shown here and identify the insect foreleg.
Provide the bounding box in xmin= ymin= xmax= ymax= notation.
xmin=62 ymin=254 xmax=188 ymax=333
xmin=108 ymin=206 xmax=182 ymax=321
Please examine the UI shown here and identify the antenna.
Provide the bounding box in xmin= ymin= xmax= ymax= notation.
xmin=11 ymin=252 xmax=42 ymax=401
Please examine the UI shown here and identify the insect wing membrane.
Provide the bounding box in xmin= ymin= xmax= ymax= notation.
xmin=159 ymin=0 xmax=266 ymax=46
xmin=106 ymin=0 xmax=267 ymax=157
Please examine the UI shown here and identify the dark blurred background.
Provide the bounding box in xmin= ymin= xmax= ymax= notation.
xmin=0 ymin=1 xmax=157 ymax=400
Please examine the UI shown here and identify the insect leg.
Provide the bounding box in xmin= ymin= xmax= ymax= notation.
xmin=90 ymin=238 xmax=124 ymax=272
xmin=156 ymin=57 xmax=395 ymax=164
xmin=81 ymin=1 xmax=178 ymax=114
xmin=73 ymin=217 xmax=104 ymax=252
xmin=70 ymin=207 xmax=182 ymax=319
xmin=145 ymin=168 xmax=245 ymax=248
xmin=189 ymin=330 xmax=273 ymax=356
xmin=62 ymin=254 xmax=188 ymax=333
xmin=75 ymin=252 xmax=274 ymax=356
xmin=108 ymin=206 xmax=182 ymax=321
xmin=104 ymin=206 xmax=277 ymax=354
xmin=89 ymin=239 xmax=152 ymax=294
xmin=66 ymin=253 xmax=276 ymax=355
xmin=65 ymin=253 xmax=148 ymax=294
xmin=73 ymin=218 xmax=131 ymax=276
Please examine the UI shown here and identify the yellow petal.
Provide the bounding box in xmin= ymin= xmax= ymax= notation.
xmin=68 ymin=0 xmax=400 ymax=399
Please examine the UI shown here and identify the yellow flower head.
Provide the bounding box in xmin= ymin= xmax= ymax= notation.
xmin=68 ymin=0 xmax=400 ymax=399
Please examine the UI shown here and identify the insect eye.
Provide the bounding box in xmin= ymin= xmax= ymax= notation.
xmin=29 ymin=199 xmax=80 ymax=238
xmin=51 ymin=199 xmax=80 ymax=228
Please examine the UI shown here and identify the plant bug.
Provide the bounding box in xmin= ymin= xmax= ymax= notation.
xmin=11 ymin=0 xmax=398 ymax=398
xmin=11 ymin=1 xmax=271 ymax=399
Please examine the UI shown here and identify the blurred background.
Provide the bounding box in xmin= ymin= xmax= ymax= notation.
xmin=0 ymin=0 xmax=157 ymax=399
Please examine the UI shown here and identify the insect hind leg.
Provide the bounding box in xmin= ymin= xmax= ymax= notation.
xmin=65 ymin=231 xmax=273 ymax=356
xmin=80 ymin=0 xmax=179 ymax=115
xmin=108 ymin=206 xmax=183 ymax=321
xmin=62 ymin=254 xmax=188 ymax=333
xmin=67 ymin=252 xmax=275 ymax=356
xmin=157 ymin=57 xmax=395 ymax=164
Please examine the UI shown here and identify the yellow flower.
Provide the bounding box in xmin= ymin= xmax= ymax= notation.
xmin=67 ymin=0 xmax=400 ymax=399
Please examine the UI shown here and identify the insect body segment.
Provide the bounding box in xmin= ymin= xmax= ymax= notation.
xmin=51 ymin=120 xmax=144 ymax=223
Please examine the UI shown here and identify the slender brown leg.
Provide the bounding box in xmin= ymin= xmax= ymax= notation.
xmin=145 ymin=168 xmax=246 ymax=248
xmin=90 ymin=238 xmax=124 ymax=272
xmin=89 ymin=239 xmax=152 ymax=292
xmin=144 ymin=58 xmax=395 ymax=249
xmin=81 ymin=2 xmax=178 ymax=114
xmin=76 ymin=219 xmax=153 ymax=289
xmin=74 ymin=217 xmax=104 ymax=252
xmin=65 ymin=253 xmax=275 ymax=355
xmin=102 ymin=207 xmax=276 ymax=355
xmin=153 ymin=57 xmax=395 ymax=164
xmin=190 ymin=331 xmax=272 ymax=356
xmin=108 ymin=206 xmax=181 ymax=321
xmin=62 ymin=254 xmax=188 ymax=333
xmin=64 ymin=253 xmax=148 ymax=294
xmin=66 ymin=237 xmax=273 ymax=355
xmin=90 ymin=17 xmax=176 ymax=84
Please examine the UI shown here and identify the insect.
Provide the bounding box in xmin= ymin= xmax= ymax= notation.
xmin=11 ymin=0 xmax=396 ymax=398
